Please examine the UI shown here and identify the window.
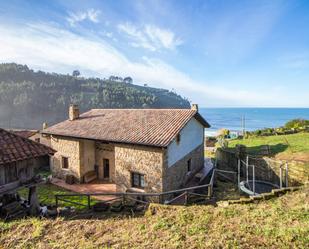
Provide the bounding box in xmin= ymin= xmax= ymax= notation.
xmin=35 ymin=138 xmax=40 ymax=143
xmin=131 ymin=172 xmax=145 ymax=188
xmin=176 ymin=134 xmax=181 ymax=144
xmin=62 ymin=156 xmax=69 ymax=169
xmin=187 ymin=159 xmax=192 ymax=172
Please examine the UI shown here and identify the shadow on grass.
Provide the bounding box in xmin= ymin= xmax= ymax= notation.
xmin=244 ymin=143 xmax=288 ymax=156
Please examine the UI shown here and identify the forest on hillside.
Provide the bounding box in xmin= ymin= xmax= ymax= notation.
xmin=0 ymin=63 xmax=190 ymax=129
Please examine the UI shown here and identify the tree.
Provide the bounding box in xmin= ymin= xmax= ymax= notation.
xmin=124 ymin=77 xmax=133 ymax=84
xmin=72 ymin=70 xmax=80 ymax=77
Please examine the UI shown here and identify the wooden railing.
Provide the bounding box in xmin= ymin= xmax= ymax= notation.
xmin=55 ymin=169 xmax=216 ymax=209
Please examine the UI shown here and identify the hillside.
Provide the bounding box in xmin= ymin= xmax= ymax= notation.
xmin=0 ymin=63 xmax=190 ymax=129
xmin=228 ymin=132 xmax=309 ymax=161
xmin=0 ymin=187 xmax=308 ymax=248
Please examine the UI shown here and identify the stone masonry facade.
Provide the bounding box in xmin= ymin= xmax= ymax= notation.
xmin=114 ymin=144 xmax=164 ymax=193
xmin=49 ymin=137 xmax=205 ymax=192
xmin=50 ymin=136 xmax=82 ymax=181
xmin=162 ymin=143 xmax=204 ymax=192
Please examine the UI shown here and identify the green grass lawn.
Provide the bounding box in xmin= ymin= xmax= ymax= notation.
xmin=18 ymin=184 xmax=97 ymax=210
xmin=228 ymin=132 xmax=309 ymax=160
xmin=1 ymin=186 xmax=308 ymax=248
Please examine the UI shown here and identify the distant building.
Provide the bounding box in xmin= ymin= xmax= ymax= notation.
xmin=10 ymin=128 xmax=51 ymax=147
xmin=42 ymin=104 xmax=210 ymax=193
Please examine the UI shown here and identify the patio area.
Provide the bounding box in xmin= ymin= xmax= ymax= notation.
xmin=51 ymin=178 xmax=122 ymax=201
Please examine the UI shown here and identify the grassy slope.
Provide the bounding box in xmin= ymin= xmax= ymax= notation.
xmin=1 ymin=187 xmax=308 ymax=249
xmin=229 ymin=132 xmax=309 ymax=160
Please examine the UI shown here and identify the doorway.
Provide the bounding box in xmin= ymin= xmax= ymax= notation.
xmin=103 ymin=159 xmax=110 ymax=179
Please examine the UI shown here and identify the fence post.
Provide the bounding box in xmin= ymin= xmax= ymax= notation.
xmin=184 ymin=191 xmax=188 ymax=205
xmin=55 ymin=195 xmax=58 ymax=208
xmin=237 ymin=159 xmax=241 ymax=191
xmin=246 ymin=156 xmax=249 ymax=183
xmin=279 ymin=164 xmax=283 ymax=189
xmin=87 ymin=195 xmax=91 ymax=209
xmin=208 ymin=183 xmax=212 ymax=198
xmin=252 ymin=164 xmax=255 ymax=195
xmin=285 ymin=162 xmax=289 ymax=187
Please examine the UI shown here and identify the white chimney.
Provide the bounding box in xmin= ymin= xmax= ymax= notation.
xmin=42 ymin=122 xmax=48 ymax=129
xmin=69 ymin=104 xmax=79 ymax=121
xmin=191 ymin=104 xmax=198 ymax=111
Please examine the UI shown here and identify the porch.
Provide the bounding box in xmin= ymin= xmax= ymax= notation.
xmin=51 ymin=178 xmax=121 ymax=201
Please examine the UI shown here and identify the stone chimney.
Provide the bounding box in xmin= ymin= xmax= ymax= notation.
xmin=69 ymin=104 xmax=79 ymax=121
xmin=42 ymin=122 xmax=48 ymax=130
xmin=191 ymin=104 xmax=198 ymax=111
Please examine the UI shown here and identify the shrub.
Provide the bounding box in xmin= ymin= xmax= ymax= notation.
xmin=285 ymin=119 xmax=309 ymax=129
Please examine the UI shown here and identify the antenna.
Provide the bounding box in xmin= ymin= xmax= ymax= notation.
xmin=242 ymin=115 xmax=246 ymax=139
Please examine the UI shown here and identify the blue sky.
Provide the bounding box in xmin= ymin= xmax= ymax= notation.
xmin=0 ymin=0 xmax=309 ymax=107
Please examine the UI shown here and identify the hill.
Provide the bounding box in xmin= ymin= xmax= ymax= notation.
xmin=0 ymin=63 xmax=190 ymax=129
xmin=0 ymin=186 xmax=307 ymax=248
xmin=228 ymin=132 xmax=309 ymax=161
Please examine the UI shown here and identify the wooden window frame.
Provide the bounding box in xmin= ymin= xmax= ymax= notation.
xmin=62 ymin=156 xmax=69 ymax=169
xmin=187 ymin=159 xmax=192 ymax=172
xmin=131 ymin=172 xmax=145 ymax=189
xmin=176 ymin=134 xmax=181 ymax=144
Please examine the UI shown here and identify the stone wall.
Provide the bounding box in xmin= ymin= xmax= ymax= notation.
xmin=80 ymin=139 xmax=95 ymax=178
xmin=162 ymin=143 xmax=204 ymax=192
xmin=95 ymin=142 xmax=115 ymax=182
xmin=114 ymin=144 xmax=164 ymax=193
xmin=50 ymin=136 xmax=82 ymax=182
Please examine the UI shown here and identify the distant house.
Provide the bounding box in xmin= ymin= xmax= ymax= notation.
xmin=0 ymin=128 xmax=55 ymax=194
xmin=10 ymin=129 xmax=40 ymax=142
xmin=42 ymin=104 xmax=210 ymax=193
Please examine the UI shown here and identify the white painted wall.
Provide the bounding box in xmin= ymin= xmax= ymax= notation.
xmin=167 ymin=117 xmax=204 ymax=167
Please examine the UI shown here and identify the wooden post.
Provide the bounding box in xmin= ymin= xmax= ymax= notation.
xmin=237 ymin=159 xmax=241 ymax=191
xmin=208 ymin=184 xmax=212 ymax=198
xmin=252 ymin=164 xmax=255 ymax=195
xmin=279 ymin=164 xmax=283 ymax=189
xmin=87 ymin=195 xmax=91 ymax=209
xmin=28 ymin=186 xmax=40 ymax=215
xmin=285 ymin=162 xmax=289 ymax=187
xmin=55 ymin=196 xmax=58 ymax=208
xmin=184 ymin=191 xmax=188 ymax=205
xmin=246 ymin=156 xmax=249 ymax=183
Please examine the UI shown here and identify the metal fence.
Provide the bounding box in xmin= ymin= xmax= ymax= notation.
xmin=55 ymin=169 xmax=216 ymax=209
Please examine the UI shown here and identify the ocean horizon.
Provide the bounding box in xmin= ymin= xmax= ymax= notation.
xmin=200 ymin=107 xmax=309 ymax=136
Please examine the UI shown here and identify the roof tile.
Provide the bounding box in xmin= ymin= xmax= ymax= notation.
xmin=0 ymin=128 xmax=55 ymax=165
xmin=42 ymin=109 xmax=210 ymax=147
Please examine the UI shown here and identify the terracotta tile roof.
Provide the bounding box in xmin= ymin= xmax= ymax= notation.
xmin=0 ymin=128 xmax=55 ymax=165
xmin=42 ymin=109 xmax=210 ymax=147
xmin=10 ymin=130 xmax=37 ymax=138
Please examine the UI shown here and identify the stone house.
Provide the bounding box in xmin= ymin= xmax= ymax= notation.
xmin=42 ymin=105 xmax=210 ymax=193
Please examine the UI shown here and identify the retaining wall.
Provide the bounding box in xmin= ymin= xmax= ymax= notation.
xmin=216 ymin=148 xmax=309 ymax=186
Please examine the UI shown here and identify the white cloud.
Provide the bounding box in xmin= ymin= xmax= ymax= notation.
xmin=67 ymin=9 xmax=100 ymax=26
xmin=118 ymin=22 xmax=182 ymax=51
xmin=0 ymin=22 xmax=295 ymax=107
xmin=278 ymin=53 xmax=309 ymax=70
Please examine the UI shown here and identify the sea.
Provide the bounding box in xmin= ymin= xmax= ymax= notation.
xmin=200 ymin=108 xmax=309 ymax=136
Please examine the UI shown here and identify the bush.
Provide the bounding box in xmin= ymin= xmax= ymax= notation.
xmin=285 ymin=119 xmax=309 ymax=129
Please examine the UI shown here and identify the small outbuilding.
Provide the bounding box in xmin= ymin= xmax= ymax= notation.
xmin=0 ymin=128 xmax=55 ymax=218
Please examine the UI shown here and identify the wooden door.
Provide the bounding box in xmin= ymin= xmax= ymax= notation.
xmin=103 ymin=159 xmax=110 ymax=179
